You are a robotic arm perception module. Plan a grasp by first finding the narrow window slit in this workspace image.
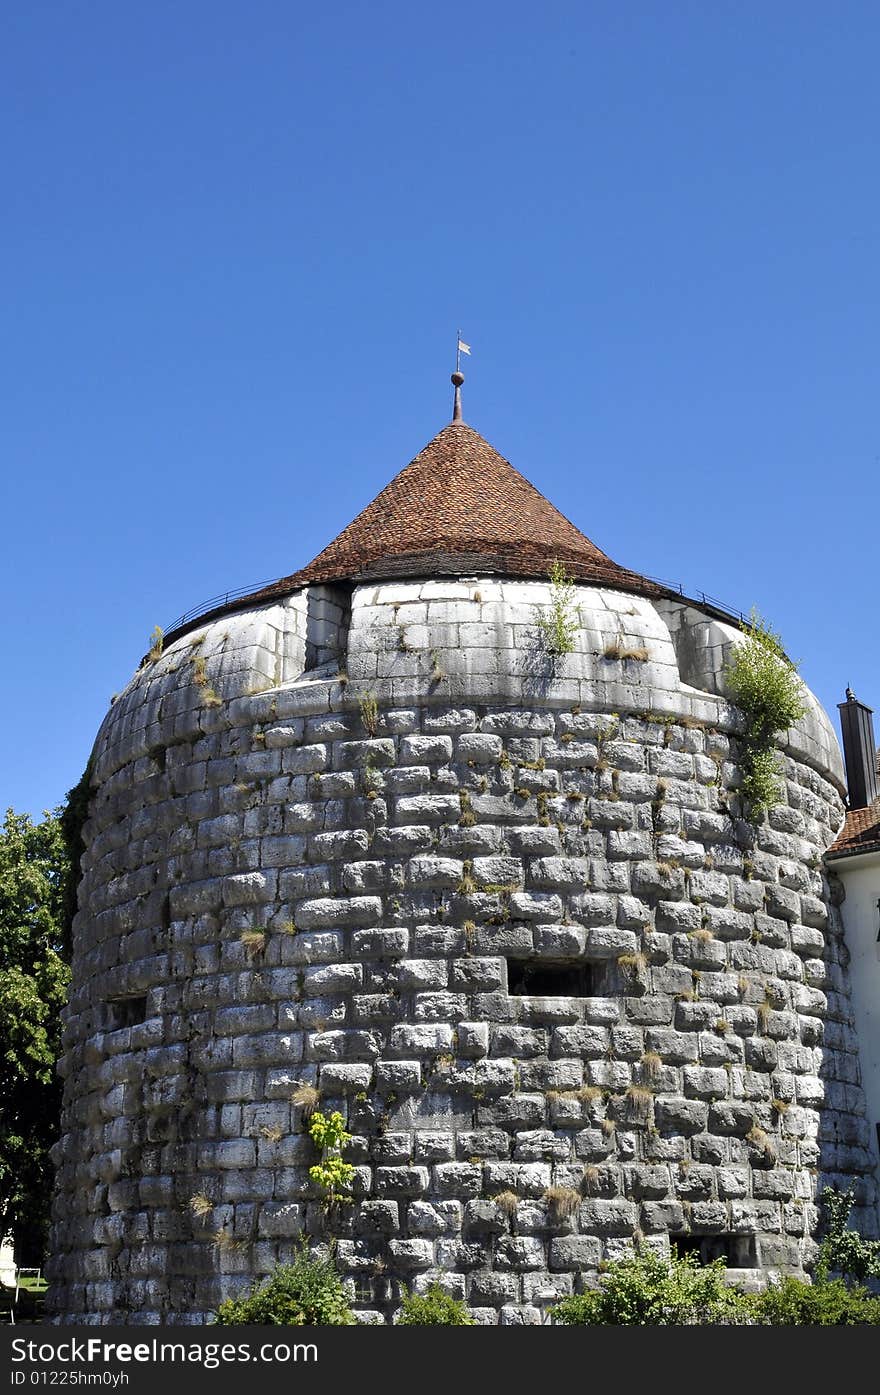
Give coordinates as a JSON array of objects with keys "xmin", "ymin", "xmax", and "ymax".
[
  {"xmin": 507, "ymin": 961, "xmax": 595, "ymax": 997},
  {"xmin": 673, "ymin": 1235, "xmax": 757, "ymax": 1267},
  {"xmin": 108, "ymin": 995, "xmax": 148, "ymax": 1029}
]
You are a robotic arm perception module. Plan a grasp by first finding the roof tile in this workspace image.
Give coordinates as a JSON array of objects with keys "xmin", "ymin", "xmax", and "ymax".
[
  {"xmin": 241, "ymin": 421, "xmax": 661, "ymax": 604},
  {"xmin": 827, "ymin": 798, "xmax": 880, "ymax": 857}
]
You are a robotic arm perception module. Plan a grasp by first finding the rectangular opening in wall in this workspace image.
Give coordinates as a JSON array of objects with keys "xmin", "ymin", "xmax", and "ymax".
[
  {"xmin": 673, "ymin": 1235, "xmax": 757, "ymax": 1268},
  {"xmin": 353, "ymin": 1277, "xmax": 374, "ymax": 1303},
  {"xmin": 305, "ymin": 583, "xmax": 353, "ymax": 673},
  {"xmin": 108, "ymin": 995, "xmax": 148, "ymax": 1030},
  {"xmin": 507, "ymin": 961, "xmax": 594, "ymax": 996}
]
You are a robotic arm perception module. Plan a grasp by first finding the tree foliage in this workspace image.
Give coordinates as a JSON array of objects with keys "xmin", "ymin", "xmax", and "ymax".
[{"xmin": 0, "ymin": 807, "xmax": 71, "ymax": 1260}]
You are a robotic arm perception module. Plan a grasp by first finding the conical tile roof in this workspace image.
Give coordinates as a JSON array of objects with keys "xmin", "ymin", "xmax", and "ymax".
[
  {"xmin": 165, "ymin": 418, "xmax": 666, "ymax": 641},
  {"xmin": 241, "ymin": 421, "xmax": 661, "ymax": 602}
]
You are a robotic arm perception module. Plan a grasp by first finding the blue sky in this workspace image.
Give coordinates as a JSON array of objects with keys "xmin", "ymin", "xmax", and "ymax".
[{"xmin": 2, "ymin": 1, "xmax": 878, "ymax": 820}]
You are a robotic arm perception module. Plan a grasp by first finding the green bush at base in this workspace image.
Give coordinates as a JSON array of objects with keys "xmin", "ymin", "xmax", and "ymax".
[
  {"xmin": 551, "ymin": 1250, "xmax": 751, "ymax": 1326},
  {"xmin": 752, "ymin": 1276, "xmax": 880, "ymax": 1326},
  {"xmin": 551, "ymin": 1250, "xmax": 880, "ymax": 1326},
  {"xmin": 213, "ymin": 1248, "xmax": 355, "ymax": 1325},
  {"xmin": 397, "ymin": 1284, "xmax": 474, "ymax": 1325}
]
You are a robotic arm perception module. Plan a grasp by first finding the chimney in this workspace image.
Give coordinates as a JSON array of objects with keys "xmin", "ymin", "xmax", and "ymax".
[{"xmin": 838, "ymin": 688, "xmax": 879, "ymax": 810}]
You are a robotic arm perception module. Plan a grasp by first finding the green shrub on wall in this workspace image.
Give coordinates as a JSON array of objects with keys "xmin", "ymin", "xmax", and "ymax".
[
  {"xmin": 396, "ymin": 1284, "xmax": 474, "ymax": 1325},
  {"xmin": 551, "ymin": 1249, "xmax": 752, "ymax": 1326},
  {"xmin": 815, "ymin": 1187, "xmax": 880, "ymax": 1286},
  {"xmin": 213, "ymin": 1248, "xmax": 355, "ymax": 1325},
  {"xmin": 722, "ymin": 610, "xmax": 808, "ymax": 817},
  {"xmin": 753, "ymin": 1276, "xmax": 880, "ymax": 1326}
]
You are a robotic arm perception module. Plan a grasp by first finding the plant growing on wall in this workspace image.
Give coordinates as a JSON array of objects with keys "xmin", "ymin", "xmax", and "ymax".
[
  {"xmin": 308, "ymin": 1110, "xmax": 355, "ymax": 1205},
  {"xmin": 551, "ymin": 1247, "xmax": 751, "ymax": 1325},
  {"xmin": 358, "ymin": 692, "xmax": 379, "ymax": 736},
  {"xmin": 148, "ymin": 625, "xmax": 164, "ymax": 660},
  {"xmin": 722, "ymin": 610, "xmax": 808, "ymax": 817},
  {"xmin": 536, "ymin": 560, "xmax": 578, "ymax": 658},
  {"xmin": 396, "ymin": 1283, "xmax": 474, "ymax": 1325},
  {"xmin": 815, "ymin": 1187, "xmax": 880, "ymax": 1285},
  {"xmin": 213, "ymin": 1246, "xmax": 354, "ymax": 1325}
]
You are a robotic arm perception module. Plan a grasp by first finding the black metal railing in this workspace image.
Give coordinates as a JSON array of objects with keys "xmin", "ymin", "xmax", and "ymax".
[
  {"xmin": 164, "ymin": 571, "xmax": 751, "ymax": 638},
  {"xmin": 164, "ymin": 581, "xmax": 279, "ymax": 633}
]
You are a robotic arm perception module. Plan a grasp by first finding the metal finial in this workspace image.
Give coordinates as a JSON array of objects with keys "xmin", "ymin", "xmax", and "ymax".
[
  {"xmin": 846, "ymin": 685, "xmax": 855, "ymax": 701},
  {"xmin": 451, "ymin": 370, "xmax": 464, "ymax": 422}
]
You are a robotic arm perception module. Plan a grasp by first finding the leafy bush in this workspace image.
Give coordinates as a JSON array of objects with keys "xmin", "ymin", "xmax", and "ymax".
[
  {"xmin": 754, "ymin": 1276, "xmax": 880, "ymax": 1326},
  {"xmin": 213, "ymin": 1249, "xmax": 355, "ymax": 1325},
  {"xmin": 549, "ymin": 1213, "xmax": 880, "ymax": 1326},
  {"xmin": 722, "ymin": 610, "xmax": 808, "ymax": 816},
  {"xmin": 816, "ymin": 1186, "xmax": 880, "ymax": 1285},
  {"xmin": 396, "ymin": 1283, "xmax": 474, "ymax": 1325},
  {"xmin": 550, "ymin": 1249, "xmax": 750, "ymax": 1326}
]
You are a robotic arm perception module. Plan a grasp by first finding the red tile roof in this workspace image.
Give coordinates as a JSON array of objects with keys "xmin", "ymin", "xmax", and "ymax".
[
  {"xmin": 193, "ymin": 423, "xmax": 663, "ymax": 624},
  {"xmin": 162, "ymin": 418, "xmax": 743, "ymax": 644},
  {"xmin": 827, "ymin": 798, "xmax": 880, "ymax": 858}
]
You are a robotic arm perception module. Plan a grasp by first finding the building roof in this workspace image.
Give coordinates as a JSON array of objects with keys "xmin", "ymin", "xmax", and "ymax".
[
  {"xmin": 163, "ymin": 411, "xmax": 745, "ymax": 645},
  {"xmin": 241, "ymin": 422, "xmax": 663, "ymax": 602},
  {"xmin": 827, "ymin": 800, "xmax": 880, "ymax": 858}
]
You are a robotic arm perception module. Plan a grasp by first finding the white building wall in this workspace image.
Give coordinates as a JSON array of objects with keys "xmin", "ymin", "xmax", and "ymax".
[{"xmin": 836, "ymin": 849, "xmax": 880, "ymax": 1211}]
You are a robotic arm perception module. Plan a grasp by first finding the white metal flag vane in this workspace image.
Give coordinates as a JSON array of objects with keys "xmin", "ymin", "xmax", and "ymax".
[{"xmin": 456, "ymin": 332, "xmax": 471, "ymax": 373}]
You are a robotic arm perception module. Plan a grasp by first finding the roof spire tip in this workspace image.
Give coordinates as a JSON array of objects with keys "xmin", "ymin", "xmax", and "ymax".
[{"xmin": 451, "ymin": 370, "xmax": 464, "ymax": 422}]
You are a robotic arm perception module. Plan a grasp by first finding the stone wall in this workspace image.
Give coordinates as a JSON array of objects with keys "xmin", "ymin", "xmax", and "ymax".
[{"xmin": 47, "ymin": 579, "xmax": 875, "ymax": 1324}]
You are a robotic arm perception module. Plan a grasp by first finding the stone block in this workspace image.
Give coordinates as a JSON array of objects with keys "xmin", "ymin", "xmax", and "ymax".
[
  {"xmin": 509, "ymin": 891, "xmax": 563, "ymax": 921},
  {"xmin": 456, "ymin": 733, "xmax": 504, "ymax": 764},
  {"xmin": 432, "ymin": 1163, "xmax": 482, "ymax": 1197},
  {"xmin": 457, "ymin": 1022, "xmax": 489, "ymax": 1058},
  {"xmin": 548, "ymin": 1235, "xmax": 602, "ymax": 1270},
  {"xmin": 351, "ymin": 929, "xmax": 410, "ymax": 957},
  {"xmin": 395, "ymin": 794, "xmax": 461, "ymax": 823},
  {"xmin": 471, "ymin": 855, "xmax": 524, "ymax": 886},
  {"xmin": 401, "ymin": 736, "xmax": 454, "ymax": 770},
  {"xmin": 295, "ymin": 896, "xmax": 382, "ymax": 929},
  {"xmin": 389, "ymin": 1024, "xmax": 455, "ymax": 1056},
  {"xmin": 302, "ymin": 963, "xmax": 363, "ymax": 995},
  {"xmin": 375, "ymin": 1167, "xmax": 430, "ymax": 1197},
  {"xmin": 405, "ymin": 856, "xmax": 463, "ymax": 888},
  {"xmin": 654, "ymin": 1098, "xmax": 708, "ymax": 1134}
]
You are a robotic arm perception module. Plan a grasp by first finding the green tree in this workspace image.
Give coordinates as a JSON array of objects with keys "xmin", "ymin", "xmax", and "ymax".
[{"xmin": 0, "ymin": 807, "xmax": 71, "ymax": 1262}]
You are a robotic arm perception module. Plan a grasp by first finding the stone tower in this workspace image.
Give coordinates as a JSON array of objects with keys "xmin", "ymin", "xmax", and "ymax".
[{"xmin": 47, "ymin": 388, "xmax": 876, "ymax": 1324}]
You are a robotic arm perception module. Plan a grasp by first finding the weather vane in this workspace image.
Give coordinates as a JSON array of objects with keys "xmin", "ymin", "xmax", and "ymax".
[
  {"xmin": 452, "ymin": 331, "xmax": 471, "ymax": 421},
  {"xmin": 456, "ymin": 330, "xmax": 471, "ymax": 374}
]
